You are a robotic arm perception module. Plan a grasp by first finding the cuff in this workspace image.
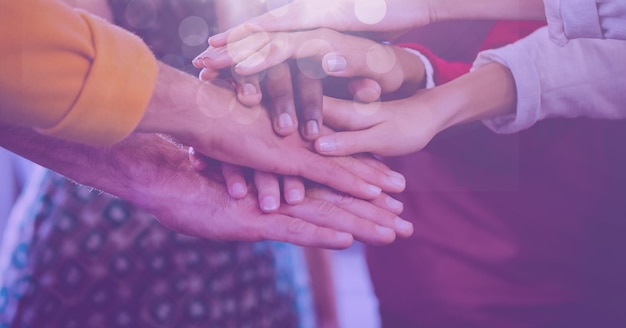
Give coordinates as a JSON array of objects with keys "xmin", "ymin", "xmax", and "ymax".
[
  {"xmin": 402, "ymin": 48, "xmax": 436, "ymax": 89},
  {"xmin": 38, "ymin": 11, "xmax": 158, "ymax": 147}
]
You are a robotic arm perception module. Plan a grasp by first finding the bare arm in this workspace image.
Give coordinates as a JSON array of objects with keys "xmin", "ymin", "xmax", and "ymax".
[
  {"xmin": 208, "ymin": 0, "xmax": 546, "ymax": 47},
  {"xmin": 0, "ymin": 123, "xmax": 413, "ymax": 247}
]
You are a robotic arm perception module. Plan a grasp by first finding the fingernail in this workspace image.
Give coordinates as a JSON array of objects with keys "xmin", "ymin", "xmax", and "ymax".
[
  {"xmin": 394, "ymin": 217, "xmax": 413, "ymax": 235},
  {"xmin": 278, "ymin": 113, "xmax": 294, "ymax": 130},
  {"xmin": 243, "ymin": 83, "xmax": 257, "ymax": 95},
  {"xmin": 261, "ymin": 196, "xmax": 279, "ymax": 211},
  {"xmin": 317, "ymin": 137, "xmax": 337, "ymax": 152},
  {"xmin": 375, "ymin": 225, "xmax": 395, "ymax": 237},
  {"xmin": 388, "ymin": 171, "xmax": 406, "ymax": 189},
  {"xmin": 336, "ymin": 231, "xmax": 352, "ymax": 241},
  {"xmin": 367, "ymin": 184, "xmax": 382, "ymax": 197},
  {"xmin": 325, "ymin": 54, "xmax": 347, "ymax": 72},
  {"xmin": 305, "ymin": 120, "xmax": 319, "ymax": 137},
  {"xmin": 385, "ymin": 196, "xmax": 403, "ymax": 211},
  {"xmin": 236, "ymin": 53, "xmax": 264, "ymax": 69},
  {"xmin": 230, "ymin": 182, "xmax": 247, "ymax": 198},
  {"xmin": 286, "ymin": 189, "xmax": 304, "ymax": 203}
]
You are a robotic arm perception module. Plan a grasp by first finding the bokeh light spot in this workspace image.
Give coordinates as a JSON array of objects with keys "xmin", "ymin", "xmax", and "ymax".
[
  {"xmin": 354, "ymin": 0, "xmax": 387, "ymax": 25},
  {"xmin": 179, "ymin": 16, "xmax": 209, "ymax": 47},
  {"xmin": 366, "ymin": 44, "xmax": 396, "ymax": 75}
]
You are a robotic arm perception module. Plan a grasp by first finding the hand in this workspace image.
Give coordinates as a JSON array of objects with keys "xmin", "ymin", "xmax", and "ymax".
[
  {"xmin": 149, "ymin": 144, "xmax": 413, "ymax": 246},
  {"xmin": 207, "ymin": 0, "xmax": 546, "ymax": 48},
  {"xmin": 189, "ymin": 148, "xmax": 413, "ymax": 242},
  {"xmin": 208, "ymin": 0, "xmax": 435, "ymax": 47},
  {"xmin": 315, "ymin": 92, "xmax": 441, "ymax": 157},
  {"xmin": 315, "ymin": 63, "xmax": 519, "ymax": 157},
  {"xmin": 196, "ymin": 59, "xmax": 324, "ymax": 140},
  {"xmin": 139, "ymin": 63, "xmax": 406, "ymax": 200},
  {"xmin": 0, "ymin": 124, "xmax": 412, "ymax": 248},
  {"xmin": 195, "ymin": 28, "xmax": 426, "ymax": 102}
]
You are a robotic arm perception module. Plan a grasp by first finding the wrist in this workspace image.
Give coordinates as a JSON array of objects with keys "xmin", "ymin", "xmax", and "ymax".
[
  {"xmin": 428, "ymin": 63, "xmax": 517, "ymax": 132},
  {"xmin": 136, "ymin": 62, "xmax": 219, "ymax": 147}
]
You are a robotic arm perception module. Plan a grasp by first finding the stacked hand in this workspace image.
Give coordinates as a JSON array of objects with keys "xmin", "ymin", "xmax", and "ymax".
[{"xmin": 193, "ymin": 27, "xmax": 442, "ymax": 158}]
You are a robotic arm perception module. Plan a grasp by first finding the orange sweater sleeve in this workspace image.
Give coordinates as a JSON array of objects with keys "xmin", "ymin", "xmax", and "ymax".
[{"xmin": 0, "ymin": 0, "xmax": 158, "ymax": 146}]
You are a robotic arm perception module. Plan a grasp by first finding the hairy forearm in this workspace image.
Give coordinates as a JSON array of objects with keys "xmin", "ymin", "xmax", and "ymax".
[
  {"xmin": 430, "ymin": 63, "xmax": 517, "ymax": 132},
  {"xmin": 0, "ymin": 124, "xmax": 189, "ymax": 211},
  {"xmin": 433, "ymin": 0, "xmax": 546, "ymax": 22}
]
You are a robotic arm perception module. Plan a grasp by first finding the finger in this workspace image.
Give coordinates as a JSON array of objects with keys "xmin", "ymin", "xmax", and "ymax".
[
  {"xmin": 316, "ymin": 127, "xmax": 395, "ymax": 157},
  {"xmin": 279, "ymin": 193, "xmax": 396, "ymax": 246},
  {"xmin": 330, "ymin": 155, "xmax": 406, "ymax": 194},
  {"xmin": 351, "ymin": 154, "xmax": 407, "ymax": 194},
  {"xmin": 256, "ymin": 215, "xmax": 354, "ymax": 249},
  {"xmin": 372, "ymin": 193, "xmax": 405, "ymax": 216},
  {"xmin": 227, "ymin": 28, "xmax": 403, "ymax": 93},
  {"xmin": 233, "ymin": 73, "xmax": 263, "ymax": 107},
  {"xmin": 321, "ymin": 96, "xmax": 384, "ymax": 132},
  {"xmin": 188, "ymin": 147, "xmax": 208, "ymax": 171},
  {"xmin": 295, "ymin": 62, "xmax": 324, "ymax": 140},
  {"xmin": 253, "ymin": 170, "xmax": 281, "ymax": 212},
  {"xmin": 199, "ymin": 68, "xmax": 220, "ymax": 82},
  {"xmin": 347, "ymin": 78, "xmax": 382, "ymax": 103},
  {"xmin": 265, "ymin": 63, "xmax": 298, "ymax": 136},
  {"xmin": 296, "ymin": 153, "xmax": 384, "ymax": 200},
  {"xmin": 322, "ymin": 46, "xmax": 404, "ymax": 93},
  {"xmin": 196, "ymin": 46, "xmax": 233, "ymax": 70},
  {"xmin": 221, "ymin": 163, "xmax": 249, "ymax": 199},
  {"xmin": 233, "ymin": 29, "xmax": 338, "ymax": 76},
  {"xmin": 192, "ymin": 48, "xmax": 211, "ymax": 68},
  {"xmin": 309, "ymin": 187, "xmax": 413, "ymax": 238},
  {"xmin": 204, "ymin": 32, "xmax": 272, "ymax": 71},
  {"xmin": 282, "ymin": 175, "xmax": 305, "ymax": 205}
]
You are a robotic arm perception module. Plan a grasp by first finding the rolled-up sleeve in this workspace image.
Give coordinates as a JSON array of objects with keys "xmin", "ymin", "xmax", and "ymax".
[
  {"xmin": 0, "ymin": 0, "xmax": 158, "ymax": 146},
  {"xmin": 474, "ymin": 27, "xmax": 626, "ymax": 134},
  {"xmin": 544, "ymin": 0, "xmax": 626, "ymax": 45}
]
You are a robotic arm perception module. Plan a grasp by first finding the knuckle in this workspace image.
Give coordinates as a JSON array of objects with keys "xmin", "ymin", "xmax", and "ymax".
[{"xmin": 286, "ymin": 218, "xmax": 312, "ymax": 235}]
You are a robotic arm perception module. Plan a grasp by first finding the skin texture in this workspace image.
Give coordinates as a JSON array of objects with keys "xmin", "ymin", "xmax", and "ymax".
[
  {"xmin": 0, "ymin": 123, "xmax": 414, "ymax": 248},
  {"xmin": 315, "ymin": 63, "xmax": 517, "ymax": 157},
  {"xmin": 194, "ymin": 28, "xmax": 426, "ymax": 100},
  {"xmin": 197, "ymin": 27, "xmax": 516, "ymax": 158},
  {"xmin": 136, "ymin": 62, "xmax": 406, "ymax": 201}
]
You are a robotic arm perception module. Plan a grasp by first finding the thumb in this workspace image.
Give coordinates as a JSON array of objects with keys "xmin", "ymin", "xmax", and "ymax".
[{"xmin": 315, "ymin": 129, "xmax": 386, "ymax": 157}]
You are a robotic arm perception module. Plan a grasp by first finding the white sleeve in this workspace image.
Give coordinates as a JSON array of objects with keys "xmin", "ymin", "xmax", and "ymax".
[
  {"xmin": 544, "ymin": 0, "xmax": 626, "ymax": 45},
  {"xmin": 473, "ymin": 27, "xmax": 626, "ymax": 134},
  {"xmin": 402, "ymin": 48, "xmax": 436, "ymax": 89}
]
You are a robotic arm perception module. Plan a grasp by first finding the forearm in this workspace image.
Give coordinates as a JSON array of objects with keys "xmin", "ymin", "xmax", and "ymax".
[
  {"xmin": 429, "ymin": 63, "xmax": 517, "ymax": 133},
  {"xmin": 432, "ymin": 0, "xmax": 546, "ymax": 22},
  {"xmin": 0, "ymin": 123, "xmax": 187, "ymax": 212}
]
